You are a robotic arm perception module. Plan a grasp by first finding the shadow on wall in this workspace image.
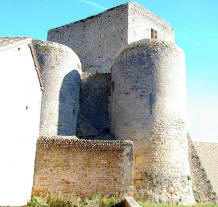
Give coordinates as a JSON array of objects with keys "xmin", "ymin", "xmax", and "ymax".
[
  {"xmin": 58, "ymin": 70, "xmax": 80, "ymax": 136},
  {"xmin": 76, "ymin": 73, "xmax": 111, "ymax": 138}
]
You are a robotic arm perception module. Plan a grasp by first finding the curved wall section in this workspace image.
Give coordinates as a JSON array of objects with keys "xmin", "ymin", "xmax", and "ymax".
[
  {"xmin": 34, "ymin": 40, "xmax": 81, "ymax": 136},
  {"xmin": 111, "ymin": 39, "xmax": 195, "ymax": 204}
]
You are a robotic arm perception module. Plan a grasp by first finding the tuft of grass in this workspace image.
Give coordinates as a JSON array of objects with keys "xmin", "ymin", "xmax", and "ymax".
[
  {"xmin": 98, "ymin": 196, "xmax": 119, "ymax": 207},
  {"xmin": 27, "ymin": 193, "xmax": 119, "ymax": 207},
  {"xmin": 27, "ymin": 196, "xmax": 48, "ymax": 207},
  {"xmin": 192, "ymin": 203, "xmax": 218, "ymax": 207}
]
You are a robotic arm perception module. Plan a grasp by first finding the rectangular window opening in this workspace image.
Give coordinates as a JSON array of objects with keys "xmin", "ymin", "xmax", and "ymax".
[
  {"xmin": 151, "ymin": 28, "xmax": 158, "ymax": 40},
  {"xmin": 112, "ymin": 81, "xmax": 114, "ymax": 91},
  {"xmin": 155, "ymin": 30, "xmax": 158, "ymax": 39},
  {"xmin": 151, "ymin": 28, "xmax": 154, "ymax": 39}
]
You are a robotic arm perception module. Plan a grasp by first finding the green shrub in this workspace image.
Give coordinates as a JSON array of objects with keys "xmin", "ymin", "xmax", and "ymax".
[
  {"xmin": 98, "ymin": 196, "xmax": 119, "ymax": 207},
  {"xmin": 27, "ymin": 196, "xmax": 48, "ymax": 207}
]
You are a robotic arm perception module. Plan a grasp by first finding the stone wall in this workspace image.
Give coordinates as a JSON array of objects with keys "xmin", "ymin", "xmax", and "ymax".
[
  {"xmin": 128, "ymin": 2, "xmax": 174, "ymax": 44},
  {"xmin": 111, "ymin": 39, "xmax": 194, "ymax": 204},
  {"xmin": 47, "ymin": 2, "xmax": 174, "ymax": 73},
  {"xmin": 48, "ymin": 4, "xmax": 128, "ymax": 73},
  {"xmin": 188, "ymin": 135, "xmax": 218, "ymax": 203},
  {"xmin": 193, "ymin": 142, "xmax": 218, "ymax": 198},
  {"xmin": 0, "ymin": 38, "xmax": 42, "ymax": 206},
  {"xmin": 77, "ymin": 72, "xmax": 111, "ymax": 138},
  {"xmin": 34, "ymin": 40, "xmax": 81, "ymax": 136},
  {"xmin": 32, "ymin": 136, "xmax": 133, "ymax": 198}
]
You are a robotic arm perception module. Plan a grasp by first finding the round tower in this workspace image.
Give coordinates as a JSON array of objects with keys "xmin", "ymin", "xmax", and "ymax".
[
  {"xmin": 111, "ymin": 39, "xmax": 195, "ymax": 204},
  {"xmin": 34, "ymin": 40, "xmax": 82, "ymax": 136}
]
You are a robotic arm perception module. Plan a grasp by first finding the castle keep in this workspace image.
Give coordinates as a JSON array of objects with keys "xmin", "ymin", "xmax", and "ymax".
[{"xmin": 0, "ymin": 2, "xmax": 217, "ymax": 206}]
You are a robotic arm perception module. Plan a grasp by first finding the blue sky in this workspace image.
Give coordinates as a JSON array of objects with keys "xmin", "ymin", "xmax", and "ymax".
[{"xmin": 1, "ymin": 0, "xmax": 217, "ymax": 142}]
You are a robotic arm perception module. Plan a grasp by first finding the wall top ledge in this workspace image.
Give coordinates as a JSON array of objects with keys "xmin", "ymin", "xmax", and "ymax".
[{"xmin": 37, "ymin": 136, "xmax": 133, "ymax": 151}]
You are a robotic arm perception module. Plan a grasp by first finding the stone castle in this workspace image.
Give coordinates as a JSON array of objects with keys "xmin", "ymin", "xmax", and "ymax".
[{"xmin": 0, "ymin": 2, "xmax": 217, "ymax": 206}]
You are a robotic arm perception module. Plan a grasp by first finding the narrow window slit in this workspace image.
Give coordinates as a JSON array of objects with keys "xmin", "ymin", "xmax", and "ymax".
[{"xmin": 149, "ymin": 93, "xmax": 153, "ymax": 114}]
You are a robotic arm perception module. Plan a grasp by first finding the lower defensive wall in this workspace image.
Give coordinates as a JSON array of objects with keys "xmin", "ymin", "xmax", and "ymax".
[{"xmin": 32, "ymin": 136, "xmax": 134, "ymax": 198}]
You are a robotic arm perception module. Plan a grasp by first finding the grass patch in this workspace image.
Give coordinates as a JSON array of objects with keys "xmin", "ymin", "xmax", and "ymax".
[
  {"xmin": 27, "ymin": 194, "xmax": 218, "ymax": 207},
  {"xmin": 27, "ymin": 193, "xmax": 120, "ymax": 207},
  {"xmin": 137, "ymin": 200, "xmax": 218, "ymax": 207}
]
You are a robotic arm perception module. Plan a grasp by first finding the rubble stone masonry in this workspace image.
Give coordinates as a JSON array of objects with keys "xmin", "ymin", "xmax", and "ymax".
[
  {"xmin": 48, "ymin": 2, "xmax": 174, "ymax": 73},
  {"xmin": 32, "ymin": 136, "xmax": 134, "ymax": 198},
  {"xmin": 111, "ymin": 39, "xmax": 195, "ymax": 204},
  {"xmin": 188, "ymin": 135, "xmax": 218, "ymax": 203},
  {"xmin": 34, "ymin": 40, "xmax": 81, "ymax": 136}
]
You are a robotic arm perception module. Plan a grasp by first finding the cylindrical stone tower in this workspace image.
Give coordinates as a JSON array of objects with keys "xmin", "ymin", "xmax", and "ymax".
[
  {"xmin": 34, "ymin": 40, "xmax": 82, "ymax": 136},
  {"xmin": 111, "ymin": 40, "xmax": 195, "ymax": 204}
]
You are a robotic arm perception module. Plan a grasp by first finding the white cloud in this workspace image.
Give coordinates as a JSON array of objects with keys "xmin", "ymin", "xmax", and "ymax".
[{"xmin": 76, "ymin": 0, "xmax": 106, "ymax": 10}]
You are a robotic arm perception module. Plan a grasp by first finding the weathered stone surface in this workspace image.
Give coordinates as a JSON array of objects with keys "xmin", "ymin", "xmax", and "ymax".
[
  {"xmin": 77, "ymin": 72, "xmax": 111, "ymax": 138},
  {"xmin": 34, "ymin": 40, "xmax": 82, "ymax": 136},
  {"xmin": 111, "ymin": 39, "xmax": 194, "ymax": 204},
  {"xmin": 32, "ymin": 136, "xmax": 134, "ymax": 198},
  {"xmin": 188, "ymin": 134, "xmax": 218, "ymax": 203},
  {"xmin": 193, "ymin": 142, "xmax": 218, "ymax": 198},
  {"xmin": 128, "ymin": 2, "xmax": 174, "ymax": 44},
  {"xmin": 1, "ymin": 2, "xmax": 218, "ymax": 206},
  {"xmin": 123, "ymin": 197, "xmax": 141, "ymax": 207},
  {"xmin": 47, "ymin": 2, "xmax": 174, "ymax": 73}
]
